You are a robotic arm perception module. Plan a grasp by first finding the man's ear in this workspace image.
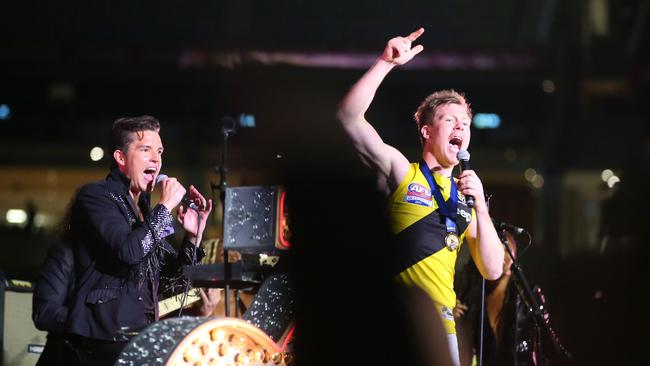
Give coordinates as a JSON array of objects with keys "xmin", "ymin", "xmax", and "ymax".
[
  {"xmin": 420, "ymin": 124, "xmax": 430, "ymax": 140},
  {"xmin": 113, "ymin": 150, "xmax": 126, "ymax": 167}
]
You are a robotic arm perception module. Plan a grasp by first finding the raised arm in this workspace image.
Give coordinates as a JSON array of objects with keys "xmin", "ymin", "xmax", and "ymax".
[{"xmin": 336, "ymin": 28, "xmax": 425, "ymax": 189}]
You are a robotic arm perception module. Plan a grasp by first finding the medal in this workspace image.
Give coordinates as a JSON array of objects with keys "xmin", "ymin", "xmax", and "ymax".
[
  {"xmin": 445, "ymin": 232, "xmax": 460, "ymax": 251},
  {"xmin": 419, "ymin": 160, "xmax": 462, "ymax": 253}
]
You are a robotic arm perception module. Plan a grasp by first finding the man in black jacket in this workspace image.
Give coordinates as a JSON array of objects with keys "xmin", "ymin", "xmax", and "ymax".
[
  {"xmin": 63, "ymin": 116, "xmax": 212, "ymax": 365},
  {"xmin": 32, "ymin": 241, "xmax": 79, "ymax": 365}
]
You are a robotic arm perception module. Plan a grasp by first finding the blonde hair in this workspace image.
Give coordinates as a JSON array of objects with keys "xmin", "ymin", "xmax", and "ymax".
[{"xmin": 413, "ymin": 90, "xmax": 472, "ymax": 144}]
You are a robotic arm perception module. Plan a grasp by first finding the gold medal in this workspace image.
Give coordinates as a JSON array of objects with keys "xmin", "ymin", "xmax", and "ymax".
[{"xmin": 445, "ymin": 232, "xmax": 460, "ymax": 251}]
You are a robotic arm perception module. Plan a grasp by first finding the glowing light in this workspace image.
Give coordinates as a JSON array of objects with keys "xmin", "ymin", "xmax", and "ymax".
[
  {"xmin": 531, "ymin": 175, "xmax": 545, "ymax": 188},
  {"xmin": 238, "ymin": 114, "xmax": 256, "ymax": 128},
  {"xmin": 524, "ymin": 168, "xmax": 537, "ymax": 181},
  {"xmin": 34, "ymin": 213, "xmax": 51, "ymax": 228},
  {"xmin": 90, "ymin": 147, "xmax": 104, "ymax": 161},
  {"xmin": 473, "ymin": 113, "xmax": 501, "ymax": 129},
  {"xmin": 542, "ymin": 79, "xmax": 556, "ymax": 94},
  {"xmin": 6, "ymin": 209, "xmax": 27, "ymax": 224},
  {"xmin": 0, "ymin": 104, "xmax": 10, "ymax": 120},
  {"xmin": 600, "ymin": 169, "xmax": 614, "ymax": 182},
  {"xmin": 606, "ymin": 175, "xmax": 620, "ymax": 188}
]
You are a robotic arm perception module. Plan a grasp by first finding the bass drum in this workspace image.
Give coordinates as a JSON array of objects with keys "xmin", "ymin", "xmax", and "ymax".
[{"xmin": 116, "ymin": 316, "xmax": 291, "ymax": 365}]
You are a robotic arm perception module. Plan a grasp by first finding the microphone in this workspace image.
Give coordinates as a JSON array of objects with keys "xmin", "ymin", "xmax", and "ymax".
[
  {"xmin": 456, "ymin": 150, "xmax": 474, "ymax": 208},
  {"xmin": 492, "ymin": 219, "xmax": 526, "ymax": 234},
  {"xmin": 221, "ymin": 116, "xmax": 237, "ymax": 135},
  {"xmin": 155, "ymin": 174, "xmax": 199, "ymax": 210}
]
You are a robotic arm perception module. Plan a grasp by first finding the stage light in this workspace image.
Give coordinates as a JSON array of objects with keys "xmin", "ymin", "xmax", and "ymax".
[
  {"xmin": 34, "ymin": 213, "xmax": 52, "ymax": 229},
  {"xmin": 473, "ymin": 113, "xmax": 501, "ymax": 129},
  {"xmin": 89, "ymin": 146, "xmax": 104, "ymax": 161},
  {"xmin": 606, "ymin": 175, "xmax": 620, "ymax": 188},
  {"xmin": 531, "ymin": 174, "xmax": 544, "ymax": 188},
  {"xmin": 0, "ymin": 104, "xmax": 11, "ymax": 120},
  {"xmin": 238, "ymin": 113, "xmax": 256, "ymax": 128},
  {"xmin": 524, "ymin": 168, "xmax": 537, "ymax": 181},
  {"xmin": 6, "ymin": 209, "xmax": 27, "ymax": 224},
  {"xmin": 600, "ymin": 169, "xmax": 613, "ymax": 182},
  {"xmin": 542, "ymin": 79, "xmax": 556, "ymax": 94}
]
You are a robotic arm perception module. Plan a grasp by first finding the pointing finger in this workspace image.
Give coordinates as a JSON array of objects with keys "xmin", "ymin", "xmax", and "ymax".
[{"xmin": 407, "ymin": 27, "xmax": 425, "ymax": 41}]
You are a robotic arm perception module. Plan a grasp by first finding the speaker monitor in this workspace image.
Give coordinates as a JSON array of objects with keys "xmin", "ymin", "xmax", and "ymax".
[
  {"xmin": 1, "ymin": 278, "xmax": 47, "ymax": 366},
  {"xmin": 223, "ymin": 186, "xmax": 290, "ymax": 253}
]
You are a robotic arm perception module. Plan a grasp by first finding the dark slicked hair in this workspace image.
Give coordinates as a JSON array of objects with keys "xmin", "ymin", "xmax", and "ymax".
[
  {"xmin": 413, "ymin": 90, "xmax": 472, "ymax": 145},
  {"xmin": 108, "ymin": 115, "xmax": 161, "ymax": 168}
]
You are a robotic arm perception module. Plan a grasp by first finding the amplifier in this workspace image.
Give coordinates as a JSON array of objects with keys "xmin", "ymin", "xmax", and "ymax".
[
  {"xmin": 1, "ymin": 277, "xmax": 47, "ymax": 366},
  {"xmin": 223, "ymin": 186, "xmax": 290, "ymax": 253}
]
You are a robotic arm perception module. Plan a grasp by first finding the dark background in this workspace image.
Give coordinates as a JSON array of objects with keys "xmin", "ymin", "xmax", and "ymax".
[{"xmin": 1, "ymin": 1, "xmax": 648, "ymax": 364}]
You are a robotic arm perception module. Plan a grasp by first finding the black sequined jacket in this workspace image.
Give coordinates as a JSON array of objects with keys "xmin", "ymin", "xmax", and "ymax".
[{"xmin": 66, "ymin": 168, "xmax": 204, "ymax": 341}]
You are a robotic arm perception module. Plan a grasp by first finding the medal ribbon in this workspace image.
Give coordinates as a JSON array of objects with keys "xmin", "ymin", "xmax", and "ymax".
[{"xmin": 419, "ymin": 160, "xmax": 459, "ymax": 235}]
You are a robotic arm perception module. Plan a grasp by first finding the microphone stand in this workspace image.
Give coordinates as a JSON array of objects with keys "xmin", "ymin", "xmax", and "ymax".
[
  {"xmin": 478, "ymin": 277, "xmax": 486, "ymax": 366},
  {"xmin": 500, "ymin": 230, "xmax": 572, "ymax": 363},
  {"xmin": 212, "ymin": 117, "xmax": 236, "ymax": 317}
]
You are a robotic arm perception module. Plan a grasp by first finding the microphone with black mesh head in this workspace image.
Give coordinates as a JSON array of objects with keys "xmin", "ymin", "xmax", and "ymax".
[
  {"xmin": 492, "ymin": 219, "xmax": 525, "ymax": 234},
  {"xmin": 456, "ymin": 150, "xmax": 474, "ymax": 208}
]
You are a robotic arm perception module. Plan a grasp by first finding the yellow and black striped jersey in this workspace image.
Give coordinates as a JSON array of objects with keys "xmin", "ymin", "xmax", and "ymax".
[{"xmin": 389, "ymin": 162, "xmax": 474, "ymax": 334}]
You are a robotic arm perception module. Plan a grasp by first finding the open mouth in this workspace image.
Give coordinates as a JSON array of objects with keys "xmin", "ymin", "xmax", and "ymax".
[
  {"xmin": 144, "ymin": 167, "xmax": 157, "ymax": 183},
  {"xmin": 449, "ymin": 137, "xmax": 463, "ymax": 151}
]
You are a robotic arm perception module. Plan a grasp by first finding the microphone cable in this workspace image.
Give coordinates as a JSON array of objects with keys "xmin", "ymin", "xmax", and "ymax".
[
  {"xmin": 177, "ymin": 204, "xmax": 202, "ymax": 317},
  {"xmin": 517, "ymin": 229, "xmax": 533, "ymax": 258}
]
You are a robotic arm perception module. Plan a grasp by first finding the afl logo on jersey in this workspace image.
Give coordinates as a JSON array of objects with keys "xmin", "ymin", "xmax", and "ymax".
[
  {"xmin": 457, "ymin": 191, "xmax": 466, "ymax": 204},
  {"xmin": 405, "ymin": 183, "xmax": 432, "ymax": 207}
]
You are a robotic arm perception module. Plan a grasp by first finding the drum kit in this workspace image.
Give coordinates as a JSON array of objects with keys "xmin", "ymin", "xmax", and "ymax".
[
  {"xmin": 117, "ymin": 317, "xmax": 292, "ymax": 366},
  {"xmin": 117, "ymin": 235, "xmax": 295, "ymax": 366}
]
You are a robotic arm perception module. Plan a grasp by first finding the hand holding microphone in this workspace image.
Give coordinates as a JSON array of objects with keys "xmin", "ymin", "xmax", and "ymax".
[
  {"xmin": 456, "ymin": 150, "xmax": 475, "ymax": 208},
  {"xmin": 156, "ymin": 174, "xmax": 212, "ymax": 245},
  {"xmin": 156, "ymin": 174, "xmax": 199, "ymax": 211}
]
